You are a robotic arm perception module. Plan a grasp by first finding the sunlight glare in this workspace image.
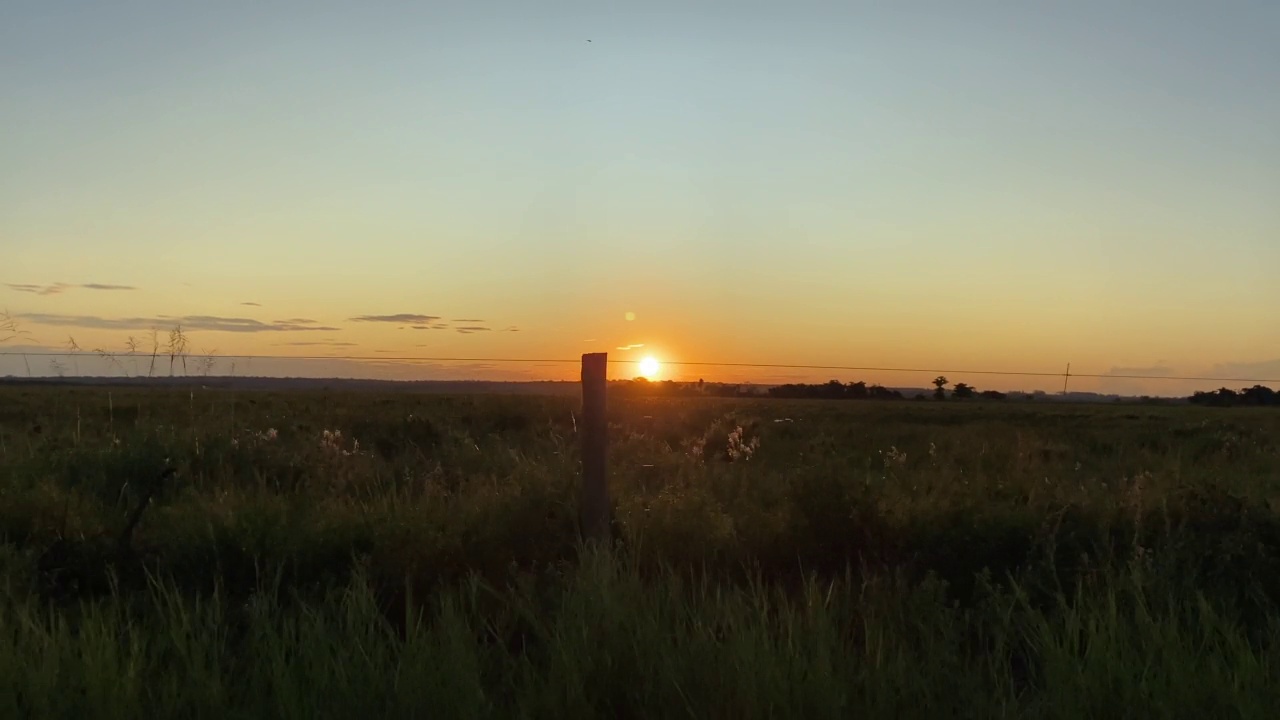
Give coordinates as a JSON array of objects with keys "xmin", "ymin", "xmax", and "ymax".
[{"xmin": 639, "ymin": 356, "xmax": 660, "ymax": 379}]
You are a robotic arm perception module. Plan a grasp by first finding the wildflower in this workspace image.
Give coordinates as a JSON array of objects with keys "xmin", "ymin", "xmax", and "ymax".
[
  {"xmin": 880, "ymin": 446, "xmax": 907, "ymax": 469},
  {"xmin": 726, "ymin": 426, "xmax": 761, "ymax": 461},
  {"xmin": 321, "ymin": 429, "xmax": 357, "ymax": 455}
]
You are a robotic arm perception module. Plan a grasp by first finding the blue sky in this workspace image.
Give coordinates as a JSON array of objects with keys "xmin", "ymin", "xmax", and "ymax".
[{"xmin": 3, "ymin": 1, "xmax": 1278, "ymax": 391}]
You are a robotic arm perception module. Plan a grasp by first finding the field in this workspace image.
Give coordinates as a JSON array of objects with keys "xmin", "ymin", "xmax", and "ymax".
[{"xmin": 2, "ymin": 384, "xmax": 1279, "ymax": 717}]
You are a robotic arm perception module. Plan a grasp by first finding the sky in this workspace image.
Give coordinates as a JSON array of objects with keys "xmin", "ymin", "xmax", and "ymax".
[{"xmin": 3, "ymin": 1, "xmax": 1278, "ymax": 393}]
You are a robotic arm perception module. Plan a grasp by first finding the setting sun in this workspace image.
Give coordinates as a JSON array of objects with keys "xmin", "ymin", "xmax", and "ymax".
[{"xmin": 639, "ymin": 356, "xmax": 661, "ymax": 380}]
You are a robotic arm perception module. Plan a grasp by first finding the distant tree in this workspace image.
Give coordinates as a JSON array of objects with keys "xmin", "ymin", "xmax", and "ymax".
[
  {"xmin": 913, "ymin": 393, "xmax": 928, "ymax": 401},
  {"xmin": 1241, "ymin": 385, "xmax": 1278, "ymax": 406},
  {"xmin": 933, "ymin": 376, "xmax": 949, "ymax": 400},
  {"xmin": 765, "ymin": 380, "xmax": 906, "ymax": 401},
  {"xmin": 979, "ymin": 389, "xmax": 1007, "ymax": 401},
  {"xmin": 952, "ymin": 382, "xmax": 975, "ymax": 399},
  {"xmin": 868, "ymin": 385, "xmax": 904, "ymax": 400},
  {"xmin": 1190, "ymin": 386, "xmax": 1277, "ymax": 408}
]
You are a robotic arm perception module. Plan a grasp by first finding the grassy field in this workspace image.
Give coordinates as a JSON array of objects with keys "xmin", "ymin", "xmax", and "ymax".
[{"xmin": 1, "ymin": 384, "xmax": 1279, "ymax": 717}]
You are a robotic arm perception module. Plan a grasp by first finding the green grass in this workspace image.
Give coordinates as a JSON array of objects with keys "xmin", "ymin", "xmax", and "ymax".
[{"xmin": 1, "ymin": 385, "xmax": 1279, "ymax": 717}]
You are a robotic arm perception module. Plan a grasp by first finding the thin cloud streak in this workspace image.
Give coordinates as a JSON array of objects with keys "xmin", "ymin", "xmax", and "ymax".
[
  {"xmin": 1106, "ymin": 365, "xmax": 1174, "ymax": 377},
  {"xmin": 349, "ymin": 314, "xmax": 440, "ymax": 324},
  {"xmin": 274, "ymin": 341, "xmax": 358, "ymax": 347},
  {"xmin": 7, "ymin": 283, "xmax": 68, "ymax": 295},
  {"xmin": 7, "ymin": 282, "xmax": 137, "ymax": 295},
  {"xmin": 18, "ymin": 313, "xmax": 339, "ymax": 333},
  {"xmin": 455, "ymin": 326, "xmax": 491, "ymax": 334}
]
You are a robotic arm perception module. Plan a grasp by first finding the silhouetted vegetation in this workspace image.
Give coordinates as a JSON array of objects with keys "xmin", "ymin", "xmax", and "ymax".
[
  {"xmin": 610, "ymin": 378, "xmax": 761, "ymax": 398},
  {"xmin": 2, "ymin": 387, "xmax": 1280, "ymax": 715},
  {"xmin": 0, "ymin": 310, "xmax": 22, "ymax": 344},
  {"xmin": 3, "ymin": 387, "xmax": 1280, "ymax": 715},
  {"xmin": 609, "ymin": 378, "xmax": 1023, "ymax": 403},
  {"xmin": 1189, "ymin": 385, "xmax": 1279, "ymax": 407},
  {"xmin": 767, "ymin": 380, "xmax": 903, "ymax": 400}
]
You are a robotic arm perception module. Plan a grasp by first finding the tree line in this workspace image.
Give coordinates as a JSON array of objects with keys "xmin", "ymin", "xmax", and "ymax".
[
  {"xmin": 768, "ymin": 376, "xmax": 1008, "ymax": 401},
  {"xmin": 613, "ymin": 376, "xmax": 1009, "ymax": 401},
  {"xmin": 1188, "ymin": 386, "xmax": 1279, "ymax": 407}
]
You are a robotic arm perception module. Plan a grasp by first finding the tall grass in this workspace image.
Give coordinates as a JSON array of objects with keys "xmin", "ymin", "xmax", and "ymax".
[
  {"xmin": 1, "ymin": 386, "xmax": 1279, "ymax": 716},
  {"xmin": 1, "ymin": 549, "xmax": 1277, "ymax": 718}
]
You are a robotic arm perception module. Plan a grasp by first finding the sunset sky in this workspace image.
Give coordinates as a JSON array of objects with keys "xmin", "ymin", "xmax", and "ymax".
[{"xmin": 3, "ymin": 2, "xmax": 1278, "ymax": 393}]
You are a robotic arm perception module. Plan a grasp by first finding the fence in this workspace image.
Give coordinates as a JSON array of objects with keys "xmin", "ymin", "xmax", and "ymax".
[
  {"xmin": 4, "ymin": 348, "xmax": 1278, "ymax": 543},
  {"xmin": 1, "ymin": 350, "xmax": 1277, "ymax": 389}
]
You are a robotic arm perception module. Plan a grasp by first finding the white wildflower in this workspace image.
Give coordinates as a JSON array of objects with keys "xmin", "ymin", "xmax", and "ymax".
[{"xmin": 880, "ymin": 446, "xmax": 907, "ymax": 469}]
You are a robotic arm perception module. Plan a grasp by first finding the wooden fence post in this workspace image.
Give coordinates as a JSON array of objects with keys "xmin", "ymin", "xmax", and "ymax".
[{"xmin": 580, "ymin": 353, "xmax": 609, "ymax": 543}]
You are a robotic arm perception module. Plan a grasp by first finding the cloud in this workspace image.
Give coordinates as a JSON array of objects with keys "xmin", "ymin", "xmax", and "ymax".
[
  {"xmin": 276, "ymin": 318, "xmax": 319, "ymax": 325},
  {"xmin": 411, "ymin": 324, "xmax": 451, "ymax": 330},
  {"xmin": 6, "ymin": 282, "xmax": 136, "ymax": 295},
  {"xmin": 7, "ymin": 283, "xmax": 69, "ymax": 295},
  {"xmin": 583, "ymin": 339, "xmax": 597, "ymax": 343},
  {"xmin": 240, "ymin": 302, "xmax": 262, "ymax": 307},
  {"xmin": 617, "ymin": 343, "xmax": 645, "ymax": 351},
  {"xmin": 349, "ymin": 314, "xmax": 440, "ymax": 324},
  {"xmin": 455, "ymin": 326, "xmax": 491, "ymax": 334},
  {"xmin": 274, "ymin": 341, "xmax": 358, "ymax": 347},
  {"xmin": 18, "ymin": 313, "xmax": 339, "ymax": 333},
  {"xmin": 182, "ymin": 316, "xmax": 339, "ymax": 332},
  {"xmin": 452, "ymin": 318, "xmax": 485, "ymax": 323},
  {"xmin": 1203, "ymin": 359, "xmax": 1280, "ymax": 381},
  {"xmin": 1105, "ymin": 365, "xmax": 1174, "ymax": 377},
  {"xmin": 502, "ymin": 326, "xmax": 520, "ymax": 332}
]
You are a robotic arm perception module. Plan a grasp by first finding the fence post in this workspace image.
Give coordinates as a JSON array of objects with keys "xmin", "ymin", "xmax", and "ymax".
[{"xmin": 580, "ymin": 352, "xmax": 609, "ymax": 543}]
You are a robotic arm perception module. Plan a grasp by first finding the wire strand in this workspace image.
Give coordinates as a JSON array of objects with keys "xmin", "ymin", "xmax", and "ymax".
[{"xmin": 1, "ymin": 351, "xmax": 1276, "ymax": 384}]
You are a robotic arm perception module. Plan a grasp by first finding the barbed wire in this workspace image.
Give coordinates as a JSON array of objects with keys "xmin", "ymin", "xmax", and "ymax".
[{"xmin": 1, "ymin": 350, "xmax": 1276, "ymax": 384}]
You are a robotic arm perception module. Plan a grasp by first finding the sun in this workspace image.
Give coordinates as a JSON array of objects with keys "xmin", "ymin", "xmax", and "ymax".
[{"xmin": 638, "ymin": 356, "xmax": 661, "ymax": 380}]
